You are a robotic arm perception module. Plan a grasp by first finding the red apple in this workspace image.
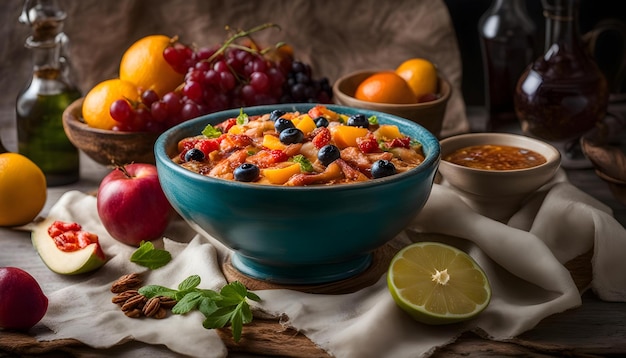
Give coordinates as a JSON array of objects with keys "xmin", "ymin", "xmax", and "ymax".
[
  {"xmin": 97, "ymin": 163, "xmax": 171, "ymax": 246},
  {"xmin": 0, "ymin": 267, "xmax": 48, "ymax": 331}
]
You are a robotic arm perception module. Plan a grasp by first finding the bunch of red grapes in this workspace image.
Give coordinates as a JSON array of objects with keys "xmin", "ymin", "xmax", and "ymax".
[{"xmin": 110, "ymin": 36, "xmax": 333, "ymax": 133}]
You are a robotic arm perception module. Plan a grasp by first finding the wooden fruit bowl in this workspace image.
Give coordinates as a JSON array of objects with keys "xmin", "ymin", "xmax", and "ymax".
[
  {"xmin": 62, "ymin": 98, "xmax": 160, "ymax": 166},
  {"xmin": 332, "ymin": 70, "xmax": 451, "ymax": 138}
]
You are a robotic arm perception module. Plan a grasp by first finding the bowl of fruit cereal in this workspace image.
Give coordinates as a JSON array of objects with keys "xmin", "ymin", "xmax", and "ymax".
[{"xmin": 155, "ymin": 103, "xmax": 440, "ymax": 284}]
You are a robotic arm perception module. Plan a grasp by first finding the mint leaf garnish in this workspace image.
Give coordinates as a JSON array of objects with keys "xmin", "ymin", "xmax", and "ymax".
[
  {"xmin": 290, "ymin": 154, "xmax": 314, "ymax": 172},
  {"xmin": 177, "ymin": 274, "xmax": 201, "ymax": 291},
  {"xmin": 138, "ymin": 285, "xmax": 177, "ymax": 298},
  {"xmin": 172, "ymin": 290, "xmax": 204, "ymax": 314},
  {"xmin": 130, "ymin": 241, "xmax": 172, "ymax": 269},
  {"xmin": 136, "ymin": 276, "xmax": 260, "ymax": 343},
  {"xmin": 202, "ymin": 124, "xmax": 222, "ymax": 138},
  {"xmin": 368, "ymin": 115, "xmax": 378, "ymax": 125},
  {"xmin": 236, "ymin": 108, "xmax": 249, "ymax": 125}
]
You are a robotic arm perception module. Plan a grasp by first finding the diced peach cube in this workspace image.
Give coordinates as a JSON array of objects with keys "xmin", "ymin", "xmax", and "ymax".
[
  {"xmin": 330, "ymin": 125, "xmax": 369, "ymax": 148},
  {"xmin": 262, "ymin": 134, "xmax": 286, "ymax": 150},
  {"xmin": 262, "ymin": 163, "xmax": 302, "ymax": 184}
]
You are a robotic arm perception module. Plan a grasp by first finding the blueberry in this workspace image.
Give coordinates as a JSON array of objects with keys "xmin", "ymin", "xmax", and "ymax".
[
  {"xmin": 317, "ymin": 144, "xmax": 341, "ymax": 166},
  {"xmin": 184, "ymin": 148, "xmax": 205, "ymax": 162},
  {"xmin": 233, "ymin": 163, "xmax": 260, "ymax": 182},
  {"xmin": 371, "ymin": 160, "xmax": 397, "ymax": 179},
  {"xmin": 279, "ymin": 127, "xmax": 304, "ymax": 144},
  {"xmin": 270, "ymin": 109, "xmax": 286, "ymax": 121},
  {"xmin": 274, "ymin": 118, "xmax": 295, "ymax": 133},
  {"xmin": 314, "ymin": 117, "xmax": 329, "ymax": 128},
  {"xmin": 347, "ymin": 114, "xmax": 369, "ymax": 128}
]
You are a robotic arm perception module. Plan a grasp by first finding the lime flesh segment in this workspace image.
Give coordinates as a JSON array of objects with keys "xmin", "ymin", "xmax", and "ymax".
[{"xmin": 387, "ymin": 242, "xmax": 491, "ymax": 325}]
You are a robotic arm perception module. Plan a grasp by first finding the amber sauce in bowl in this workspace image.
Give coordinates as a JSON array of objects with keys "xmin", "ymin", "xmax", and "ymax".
[
  {"xmin": 438, "ymin": 133, "xmax": 561, "ymax": 222},
  {"xmin": 444, "ymin": 144, "xmax": 547, "ymax": 171}
]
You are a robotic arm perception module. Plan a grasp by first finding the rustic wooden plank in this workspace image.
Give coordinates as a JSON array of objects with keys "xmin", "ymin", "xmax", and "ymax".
[{"xmin": 218, "ymin": 319, "xmax": 328, "ymax": 358}]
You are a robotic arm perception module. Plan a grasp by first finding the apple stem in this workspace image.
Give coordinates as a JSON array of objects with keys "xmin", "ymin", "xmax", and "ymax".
[{"xmin": 115, "ymin": 164, "xmax": 133, "ymax": 179}]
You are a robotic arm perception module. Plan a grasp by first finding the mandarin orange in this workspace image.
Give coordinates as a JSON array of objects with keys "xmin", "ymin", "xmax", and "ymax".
[
  {"xmin": 354, "ymin": 72, "xmax": 417, "ymax": 104},
  {"xmin": 82, "ymin": 78, "xmax": 139, "ymax": 130},
  {"xmin": 119, "ymin": 35, "xmax": 184, "ymax": 97},
  {"xmin": 395, "ymin": 58, "xmax": 438, "ymax": 99}
]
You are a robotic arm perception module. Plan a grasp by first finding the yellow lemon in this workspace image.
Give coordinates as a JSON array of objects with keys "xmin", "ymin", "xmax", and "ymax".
[
  {"xmin": 119, "ymin": 34, "xmax": 184, "ymax": 97},
  {"xmin": 387, "ymin": 242, "xmax": 491, "ymax": 325},
  {"xmin": 395, "ymin": 58, "xmax": 438, "ymax": 99},
  {"xmin": 82, "ymin": 78, "xmax": 139, "ymax": 130},
  {"xmin": 0, "ymin": 153, "xmax": 47, "ymax": 227}
]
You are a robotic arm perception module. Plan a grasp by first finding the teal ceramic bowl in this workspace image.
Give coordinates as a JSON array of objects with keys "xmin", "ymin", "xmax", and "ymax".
[{"xmin": 155, "ymin": 103, "xmax": 440, "ymax": 284}]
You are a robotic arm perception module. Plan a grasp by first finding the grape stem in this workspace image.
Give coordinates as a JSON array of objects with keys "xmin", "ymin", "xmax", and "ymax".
[{"xmin": 206, "ymin": 23, "xmax": 282, "ymax": 63}]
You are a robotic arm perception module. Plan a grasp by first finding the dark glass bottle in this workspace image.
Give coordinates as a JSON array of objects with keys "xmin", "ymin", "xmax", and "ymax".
[
  {"xmin": 514, "ymin": 0, "xmax": 609, "ymax": 142},
  {"xmin": 16, "ymin": 0, "xmax": 81, "ymax": 186},
  {"xmin": 478, "ymin": 0, "xmax": 536, "ymax": 131}
]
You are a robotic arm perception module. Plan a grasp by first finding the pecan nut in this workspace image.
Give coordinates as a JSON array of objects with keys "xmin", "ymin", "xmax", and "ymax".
[
  {"xmin": 121, "ymin": 293, "xmax": 147, "ymax": 312},
  {"xmin": 153, "ymin": 307, "xmax": 168, "ymax": 319},
  {"xmin": 158, "ymin": 296, "xmax": 177, "ymax": 309},
  {"xmin": 111, "ymin": 273, "xmax": 143, "ymax": 293},
  {"xmin": 111, "ymin": 290, "xmax": 140, "ymax": 305},
  {"xmin": 142, "ymin": 297, "xmax": 161, "ymax": 317},
  {"xmin": 124, "ymin": 308, "xmax": 142, "ymax": 318}
]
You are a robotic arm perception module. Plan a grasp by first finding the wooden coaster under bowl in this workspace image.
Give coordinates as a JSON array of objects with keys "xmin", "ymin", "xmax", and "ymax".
[
  {"xmin": 221, "ymin": 235, "xmax": 593, "ymax": 295},
  {"xmin": 221, "ymin": 242, "xmax": 401, "ymax": 294}
]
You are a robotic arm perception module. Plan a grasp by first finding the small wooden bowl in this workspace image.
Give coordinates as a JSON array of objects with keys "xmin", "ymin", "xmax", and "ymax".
[
  {"xmin": 62, "ymin": 98, "xmax": 160, "ymax": 166},
  {"xmin": 332, "ymin": 70, "xmax": 451, "ymax": 138}
]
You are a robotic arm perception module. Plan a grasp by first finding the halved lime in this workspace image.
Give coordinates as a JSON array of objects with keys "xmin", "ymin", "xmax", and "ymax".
[{"xmin": 387, "ymin": 242, "xmax": 491, "ymax": 325}]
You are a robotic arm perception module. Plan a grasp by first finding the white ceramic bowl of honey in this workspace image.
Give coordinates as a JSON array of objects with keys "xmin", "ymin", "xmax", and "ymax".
[{"xmin": 438, "ymin": 132, "xmax": 561, "ymax": 221}]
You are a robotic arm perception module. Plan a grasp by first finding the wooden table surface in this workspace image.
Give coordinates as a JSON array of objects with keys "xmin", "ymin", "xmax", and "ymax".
[{"xmin": 1, "ymin": 106, "xmax": 626, "ymax": 357}]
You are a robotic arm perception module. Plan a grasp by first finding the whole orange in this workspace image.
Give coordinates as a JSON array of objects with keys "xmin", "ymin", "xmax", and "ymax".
[
  {"xmin": 395, "ymin": 58, "xmax": 438, "ymax": 99},
  {"xmin": 354, "ymin": 72, "xmax": 417, "ymax": 104},
  {"xmin": 82, "ymin": 78, "xmax": 139, "ymax": 130},
  {"xmin": 119, "ymin": 35, "xmax": 184, "ymax": 97}
]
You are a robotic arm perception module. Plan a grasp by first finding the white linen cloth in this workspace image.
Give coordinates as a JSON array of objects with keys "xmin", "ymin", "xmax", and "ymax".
[{"xmin": 37, "ymin": 169, "xmax": 626, "ymax": 357}]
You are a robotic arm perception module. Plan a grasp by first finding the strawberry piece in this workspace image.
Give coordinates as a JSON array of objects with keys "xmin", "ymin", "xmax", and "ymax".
[
  {"xmin": 197, "ymin": 138, "xmax": 221, "ymax": 155},
  {"xmin": 357, "ymin": 135, "xmax": 380, "ymax": 153},
  {"xmin": 312, "ymin": 127, "xmax": 331, "ymax": 149},
  {"xmin": 388, "ymin": 137, "xmax": 411, "ymax": 149}
]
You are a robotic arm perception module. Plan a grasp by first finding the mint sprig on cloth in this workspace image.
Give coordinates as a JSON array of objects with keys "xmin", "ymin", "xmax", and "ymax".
[
  {"xmin": 139, "ymin": 275, "xmax": 260, "ymax": 342},
  {"xmin": 130, "ymin": 241, "xmax": 172, "ymax": 269}
]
